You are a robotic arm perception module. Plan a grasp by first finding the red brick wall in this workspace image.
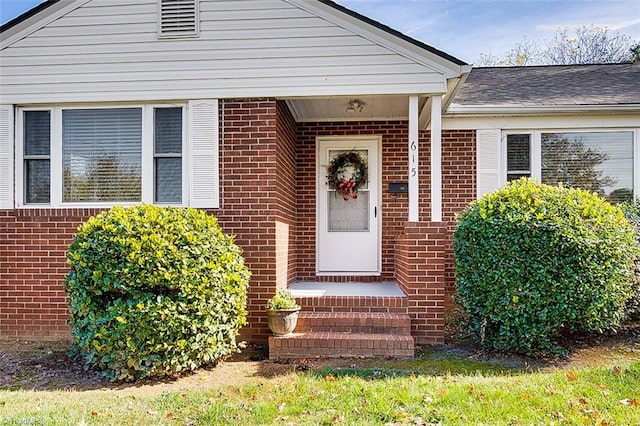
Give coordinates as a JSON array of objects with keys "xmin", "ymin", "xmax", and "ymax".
[
  {"xmin": 213, "ymin": 99, "xmax": 281, "ymax": 343},
  {"xmin": 275, "ymin": 101, "xmax": 298, "ymax": 287},
  {"xmin": 441, "ymin": 130, "xmax": 476, "ymax": 308},
  {"xmin": 0, "ymin": 209, "xmax": 103, "ymax": 340},
  {"xmin": 396, "ymin": 222, "xmax": 449, "ymax": 344}
]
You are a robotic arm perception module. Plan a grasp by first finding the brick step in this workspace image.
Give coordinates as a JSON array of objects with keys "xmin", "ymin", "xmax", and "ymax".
[
  {"xmin": 296, "ymin": 312, "xmax": 411, "ymax": 334},
  {"xmin": 296, "ymin": 295, "xmax": 408, "ymax": 314},
  {"xmin": 268, "ymin": 332, "xmax": 414, "ymax": 360}
]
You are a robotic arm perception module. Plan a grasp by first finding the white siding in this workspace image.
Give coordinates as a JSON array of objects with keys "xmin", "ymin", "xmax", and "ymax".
[
  {"xmin": 476, "ymin": 129, "xmax": 501, "ymax": 198},
  {"xmin": 0, "ymin": 106, "xmax": 14, "ymax": 209},
  {"xmin": 1, "ymin": 0, "xmax": 448, "ymax": 103}
]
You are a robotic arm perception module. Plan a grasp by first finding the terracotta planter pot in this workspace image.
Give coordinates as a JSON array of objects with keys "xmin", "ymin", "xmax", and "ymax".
[{"xmin": 266, "ymin": 308, "xmax": 300, "ymax": 336}]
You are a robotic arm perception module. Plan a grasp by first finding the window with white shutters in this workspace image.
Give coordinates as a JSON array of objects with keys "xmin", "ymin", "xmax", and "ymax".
[
  {"xmin": 17, "ymin": 102, "xmax": 218, "ymax": 209},
  {"xmin": 158, "ymin": 0, "xmax": 199, "ymax": 38}
]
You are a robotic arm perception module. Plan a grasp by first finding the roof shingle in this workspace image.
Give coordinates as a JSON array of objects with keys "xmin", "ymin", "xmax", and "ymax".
[{"xmin": 452, "ymin": 63, "xmax": 640, "ymax": 107}]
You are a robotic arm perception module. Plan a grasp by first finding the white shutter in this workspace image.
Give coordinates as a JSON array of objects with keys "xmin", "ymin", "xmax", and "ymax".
[
  {"xmin": 188, "ymin": 100, "xmax": 219, "ymax": 208},
  {"xmin": 476, "ymin": 129, "xmax": 501, "ymax": 198},
  {"xmin": 0, "ymin": 105, "xmax": 14, "ymax": 210}
]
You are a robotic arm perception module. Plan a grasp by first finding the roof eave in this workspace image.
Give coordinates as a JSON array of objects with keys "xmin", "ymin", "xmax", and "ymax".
[
  {"xmin": 0, "ymin": 0, "xmax": 60, "ymax": 33},
  {"xmin": 1, "ymin": 0, "xmax": 91, "ymax": 49},
  {"xmin": 445, "ymin": 104, "xmax": 640, "ymax": 117},
  {"xmin": 317, "ymin": 0, "xmax": 468, "ymax": 67},
  {"xmin": 293, "ymin": 0, "xmax": 469, "ymax": 78}
]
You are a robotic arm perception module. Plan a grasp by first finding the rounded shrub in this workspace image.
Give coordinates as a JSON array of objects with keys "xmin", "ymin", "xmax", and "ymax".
[
  {"xmin": 64, "ymin": 204, "xmax": 250, "ymax": 381},
  {"xmin": 454, "ymin": 178, "xmax": 637, "ymax": 356},
  {"xmin": 619, "ymin": 199, "xmax": 640, "ymax": 320}
]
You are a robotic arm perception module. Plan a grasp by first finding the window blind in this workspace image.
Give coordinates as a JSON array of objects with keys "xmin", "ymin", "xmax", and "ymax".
[{"xmin": 62, "ymin": 108, "xmax": 142, "ymax": 202}]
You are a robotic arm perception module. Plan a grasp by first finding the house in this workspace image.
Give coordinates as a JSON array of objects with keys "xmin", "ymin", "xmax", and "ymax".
[{"xmin": 1, "ymin": 0, "xmax": 638, "ymax": 359}]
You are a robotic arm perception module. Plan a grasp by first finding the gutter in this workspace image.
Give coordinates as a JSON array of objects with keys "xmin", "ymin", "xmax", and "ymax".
[{"xmin": 445, "ymin": 104, "xmax": 640, "ymax": 117}]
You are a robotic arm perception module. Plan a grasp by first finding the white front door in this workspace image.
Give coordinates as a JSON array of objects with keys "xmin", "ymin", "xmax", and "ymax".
[{"xmin": 317, "ymin": 137, "xmax": 380, "ymax": 274}]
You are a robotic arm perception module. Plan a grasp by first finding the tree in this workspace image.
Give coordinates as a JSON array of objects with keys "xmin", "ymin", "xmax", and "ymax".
[
  {"xmin": 546, "ymin": 26, "xmax": 636, "ymax": 64},
  {"xmin": 632, "ymin": 44, "xmax": 640, "ymax": 62},
  {"xmin": 478, "ymin": 25, "xmax": 638, "ymax": 66},
  {"xmin": 478, "ymin": 38, "xmax": 540, "ymax": 66}
]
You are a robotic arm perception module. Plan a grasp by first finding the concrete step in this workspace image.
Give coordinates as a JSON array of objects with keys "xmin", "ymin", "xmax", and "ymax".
[
  {"xmin": 296, "ymin": 312, "xmax": 411, "ymax": 334},
  {"xmin": 290, "ymin": 282, "xmax": 409, "ymax": 314},
  {"xmin": 268, "ymin": 332, "xmax": 414, "ymax": 360}
]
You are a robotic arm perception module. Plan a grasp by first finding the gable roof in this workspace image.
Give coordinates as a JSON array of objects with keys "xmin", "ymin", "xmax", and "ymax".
[
  {"xmin": 317, "ymin": 0, "xmax": 466, "ymax": 67},
  {"xmin": 1, "ymin": 0, "xmax": 467, "ymax": 67},
  {"xmin": 1, "ymin": 0, "xmax": 469, "ymax": 104},
  {"xmin": 449, "ymin": 63, "xmax": 640, "ymax": 114}
]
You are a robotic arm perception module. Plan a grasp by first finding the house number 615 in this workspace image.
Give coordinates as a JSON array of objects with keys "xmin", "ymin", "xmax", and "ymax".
[{"xmin": 410, "ymin": 140, "xmax": 417, "ymax": 177}]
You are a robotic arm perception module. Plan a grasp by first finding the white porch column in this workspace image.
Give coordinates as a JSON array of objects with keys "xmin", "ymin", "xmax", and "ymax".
[
  {"xmin": 431, "ymin": 95, "xmax": 442, "ymax": 222},
  {"xmin": 408, "ymin": 95, "xmax": 419, "ymax": 222}
]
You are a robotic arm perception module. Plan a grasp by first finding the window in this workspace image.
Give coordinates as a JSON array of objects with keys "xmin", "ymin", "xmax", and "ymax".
[
  {"xmin": 154, "ymin": 107, "xmax": 182, "ymax": 203},
  {"xmin": 158, "ymin": 0, "xmax": 199, "ymax": 38},
  {"xmin": 506, "ymin": 134, "xmax": 530, "ymax": 182},
  {"xmin": 24, "ymin": 111, "xmax": 51, "ymax": 204},
  {"xmin": 505, "ymin": 131, "xmax": 634, "ymax": 203},
  {"xmin": 63, "ymin": 108, "xmax": 142, "ymax": 202},
  {"xmin": 20, "ymin": 105, "xmax": 188, "ymax": 207}
]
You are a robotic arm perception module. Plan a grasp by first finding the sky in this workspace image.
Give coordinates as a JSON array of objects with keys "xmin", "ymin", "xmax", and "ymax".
[{"xmin": 1, "ymin": 0, "xmax": 639, "ymax": 64}]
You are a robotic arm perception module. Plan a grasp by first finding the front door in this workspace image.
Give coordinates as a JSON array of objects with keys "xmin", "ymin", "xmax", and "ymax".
[{"xmin": 317, "ymin": 137, "xmax": 380, "ymax": 274}]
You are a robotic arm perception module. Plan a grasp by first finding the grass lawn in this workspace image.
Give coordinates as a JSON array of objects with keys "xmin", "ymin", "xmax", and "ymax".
[{"xmin": 1, "ymin": 337, "xmax": 639, "ymax": 425}]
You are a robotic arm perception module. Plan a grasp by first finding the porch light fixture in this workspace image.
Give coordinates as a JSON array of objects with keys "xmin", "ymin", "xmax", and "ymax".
[{"xmin": 346, "ymin": 99, "xmax": 365, "ymax": 113}]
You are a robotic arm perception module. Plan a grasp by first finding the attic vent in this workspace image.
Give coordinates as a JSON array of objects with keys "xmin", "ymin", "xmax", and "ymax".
[{"xmin": 158, "ymin": 0, "xmax": 199, "ymax": 38}]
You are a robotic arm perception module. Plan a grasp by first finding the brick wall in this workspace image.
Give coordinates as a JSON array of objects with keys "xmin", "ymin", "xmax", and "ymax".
[
  {"xmin": 441, "ymin": 130, "xmax": 476, "ymax": 308},
  {"xmin": 275, "ymin": 101, "xmax": 298, "ymax": 287},
  {"xmin": 213, "ymin": 99, "xmax": 281, "ymax": 344},
  {"xmin": 0, "ymin": 209, "xmax": 103, "ymax": 340},
  {"xmin": 395, "ymin": 222, "xmax": 449, "ymax": 344}
]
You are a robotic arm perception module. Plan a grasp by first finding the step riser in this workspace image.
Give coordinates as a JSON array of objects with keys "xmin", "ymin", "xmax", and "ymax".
[
  {"xmin": 296, "ymin": 315, "xmax": 411, "ymax": 334},
  {"xmin": 297, "ymin": 325, "xmax": 410, "ymax": 334},
  {"xmin": 297, "ymin": 296, "xmax": 408, "ymax": 315},
  {"xmin": 269, "ymin": 334, "xmax": 414, "ymax": 359}
]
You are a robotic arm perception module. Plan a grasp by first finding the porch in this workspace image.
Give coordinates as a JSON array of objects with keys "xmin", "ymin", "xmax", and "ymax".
[{"xmin": 218, "ymin": 99, "xmax": 474, "ymax": 352}]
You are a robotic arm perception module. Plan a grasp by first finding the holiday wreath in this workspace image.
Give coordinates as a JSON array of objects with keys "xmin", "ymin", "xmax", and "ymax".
[{"xmin": 326, "ymin": 151, "xmax": 368, "ymax": 200}]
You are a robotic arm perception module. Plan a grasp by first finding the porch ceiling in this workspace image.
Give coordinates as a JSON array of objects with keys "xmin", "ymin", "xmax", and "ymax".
[{"xmin": 285, "ymin": 95, "xmax": 428, "ymax": 123}]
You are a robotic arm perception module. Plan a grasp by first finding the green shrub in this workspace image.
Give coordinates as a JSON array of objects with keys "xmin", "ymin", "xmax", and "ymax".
[
  {"xmin": 64, "ymin": 205, "xmax": 250, "ymax": 381},
  {"xmin": 619, "ymin": 199, "xmax": 640, "ymax": 320},
  {"xmin": 454, "ymin": 178, "xmax": 637, "ymax": 356}
]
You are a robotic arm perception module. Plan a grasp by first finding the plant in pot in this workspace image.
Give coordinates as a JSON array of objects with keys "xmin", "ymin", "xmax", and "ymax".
[{"xmin": 266, "ymin": 289, "xmax": 301, "ymax": 336}]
